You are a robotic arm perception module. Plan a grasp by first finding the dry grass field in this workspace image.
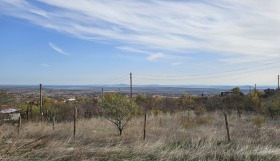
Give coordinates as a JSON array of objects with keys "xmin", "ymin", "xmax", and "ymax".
[{"xmin": 0, "ymin": 112, "xmax": 279, "ymax": 161}]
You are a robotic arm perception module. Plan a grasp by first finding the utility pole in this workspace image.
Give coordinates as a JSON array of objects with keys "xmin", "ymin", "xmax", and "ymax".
[
  {"xmin": 277, "ymin": 75, "xmax": 279, "ymax": 90},
  {"xmin": 130, "ymin": 72, "xmax": 132, "ymax": 99},
  {"xmin": 40, "ymin": 84, "xmax": 43, "ymax": 121},
  {"xmin": 254, "ymin": 83, "xmax": 257, "ymax": 93},
  {"xmin": 101, "ymin": 88, "xmax": 104, "ymax": 107},
  {"xmin": 101, "ymin": 88, "xmax": 104, "ymax": 99}
]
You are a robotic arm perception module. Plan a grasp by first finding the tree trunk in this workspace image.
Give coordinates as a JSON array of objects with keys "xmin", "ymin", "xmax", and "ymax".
[
  {"xmin": 117, "ymin": 120, "xmax": 123, "ymax": 136},
  {"xmin": 119, "ymin": 128, "xmax": 123, "ymax": 136}
]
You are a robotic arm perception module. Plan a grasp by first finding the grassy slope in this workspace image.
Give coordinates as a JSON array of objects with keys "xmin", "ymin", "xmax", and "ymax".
[{"xmin": 0, "ymin": 112, "xmax": 279, "ymax": 161}]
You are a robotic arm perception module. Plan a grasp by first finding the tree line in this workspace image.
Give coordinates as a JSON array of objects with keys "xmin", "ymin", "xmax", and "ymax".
[{"xmin": 0, "ymin": 87, "xmax": 280, "ymax": 135}]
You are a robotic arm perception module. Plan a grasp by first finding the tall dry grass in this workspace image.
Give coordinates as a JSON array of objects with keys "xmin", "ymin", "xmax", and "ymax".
[{"xmin": 0, "ymin": 111, "xmax": 279, "ymax": 161}]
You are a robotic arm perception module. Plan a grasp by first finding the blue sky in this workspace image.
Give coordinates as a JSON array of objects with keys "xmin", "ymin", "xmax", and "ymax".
[{"xmin": 1, "ymin": 0, "xmax": 280, "ymax": 86}]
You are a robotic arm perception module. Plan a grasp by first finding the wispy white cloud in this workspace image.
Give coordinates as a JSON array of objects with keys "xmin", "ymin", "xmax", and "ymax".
[
  {"xmin": 118, "ymin": 46, "xmax": 167, "ymax": 61},
  {"xmin": 171, "ymin": 62, "xmax": 183, "ymax": 66},
  {"xmin": 2, "ymin": 0, "xmax": 280, "ymax": 63},
  {"xmin": 48, "ymin": 42, "xmax": 70, "ymax": 56},
  {"xmin": 117, "ymin": 46, "xmax": 149, "ymax": 55},
  {"xmin": 146, "ymin": 53, "xmax": 166, "ymax": 61}
]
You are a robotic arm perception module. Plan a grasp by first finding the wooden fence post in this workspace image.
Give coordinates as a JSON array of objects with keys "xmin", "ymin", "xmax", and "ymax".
[
  {"xmin": 26, "ymin": 108, "xmax": 29, "ymax": 121},
  {"xmin": 40, "ymin": 84, "xmax": 43, "ymax": 122},
  {"xmin": 224, "ymin": 113, "xmax": 231, "ymax": 142},
  {"xmin": 30, "ymin": 106, "xmax": 33, "ymax": 121},
  {"xmin": 74, "ymin": 107, "xmax": 77, "ymax": 138},
  {"xmin": 52, "ymin": 116, "xmax": 55, "ymax": 130},
  {"xmin": 143, "ymin": 113, "xmax": 147, "ymax": 140}
]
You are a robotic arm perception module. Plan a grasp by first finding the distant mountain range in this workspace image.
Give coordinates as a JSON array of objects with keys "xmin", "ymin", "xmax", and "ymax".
[
  {"xmin": 0, "ymin": 84, "xmax": 277, "ymax": 89},
  {"xmin": 0, "ymin": 84, "xmax": 277, "ymax": 96}
]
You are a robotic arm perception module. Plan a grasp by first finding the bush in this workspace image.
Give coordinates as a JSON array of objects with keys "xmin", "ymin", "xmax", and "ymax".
[{"xmin": 252, "ymin": 115, "xmax": 266, "ymax": 127}]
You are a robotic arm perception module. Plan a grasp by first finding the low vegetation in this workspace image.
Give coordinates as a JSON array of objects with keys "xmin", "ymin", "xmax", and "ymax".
[
  {"xmin": 0, "ymin": 87, "xmax": 280, "ymax": 160},
  {"xmin": 0, "ymin": 112, "xmax": 279, "ymax": 160}
]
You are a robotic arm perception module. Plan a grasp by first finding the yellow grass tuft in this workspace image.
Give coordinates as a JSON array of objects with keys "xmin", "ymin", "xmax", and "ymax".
[{"xmin": 252, "ymin": 115, "xmax": 266, "ymax": 127}]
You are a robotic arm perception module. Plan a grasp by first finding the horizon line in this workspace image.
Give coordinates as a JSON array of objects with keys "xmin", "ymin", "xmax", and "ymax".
[{"xmin": 0, "ymin": 84, "xmax": 277, "ymax": 88}]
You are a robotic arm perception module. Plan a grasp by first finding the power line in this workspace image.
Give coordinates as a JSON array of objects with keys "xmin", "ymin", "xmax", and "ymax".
[
  {"xmin": 104, "ymin": 77, "xmax": 128, "ymax": 85},
  {"xmin": 135, "ymin": 62, "xmax": 274, "ymax": 78},
  {"xmin": 102, "ymin": 74, "xmax": 128, "ymax": 85},
  {"xmin": 134, "ymin": 64, "xmax": 280, "ymax": 81},
  {"xmin": 96, "ymin": 58, "xmax": 280, "ymax": 85}
]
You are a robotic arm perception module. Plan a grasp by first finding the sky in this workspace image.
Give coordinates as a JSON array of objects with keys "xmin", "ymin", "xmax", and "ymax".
[{"xmin": 1, "ymin": 0, "xmax": 280, "ymax": 86}]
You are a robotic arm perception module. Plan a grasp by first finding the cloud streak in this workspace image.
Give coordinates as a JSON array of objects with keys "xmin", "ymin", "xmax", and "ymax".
[
  {"xmin": 49, "ymin": 42, "xmax": 70, "ymax": 56},
  {"xmin": 146, "ymin": 53, "xmax": 166, "ymax": 61},
  {"xmin": 1, "ymin": 0, "xmax": 280, "ymax": 63},
  {"xmin": 117, "ymin": 46, "xmax": 167, "ymax": 61},
  {"xmin": 171, "ymin": 62, "xmax": 183, "ymax": 66}
]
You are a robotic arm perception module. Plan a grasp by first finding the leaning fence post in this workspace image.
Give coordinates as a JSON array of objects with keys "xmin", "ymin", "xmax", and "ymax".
[
  {"xmin": 224, "ymin": 113, "xmax": 231, "ymax": 142},
  {"xmin": 73, "ymin": 107, "xmax": 77, "ymax": 138}
]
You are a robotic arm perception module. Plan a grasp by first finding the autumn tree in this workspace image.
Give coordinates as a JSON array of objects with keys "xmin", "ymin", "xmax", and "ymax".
[
  {"xmin": 157, "ymin": 97, "xmax": 178, "ymax": 113},
  {"xmin": 177, "ymin": 94, "xmax": 195, "ymax": 110},
  {"xmin": 205, "ymin": 96, "xmax": 223, "ymax": 111},
  {"xmin": 81, "ymin": 97, "xmax": 100, "ymax": 118},
  {"xmin": 101, "ymin": 93, "xmax": 140, "ymax": 135},
  {"xmin": 262, "ymin": 92, "xmax": 280, "ymax": 119},
  {"xmin": 56, "ymin": 102, "xmax": 75, "ymax": 121},
  {"xmin": 135, "ymin": 94, "xmax": 155, "ymax": 112},
  {"xmin": 231, "ymin": 87, "xmax": 244, "ymax": 96},
  {"xmin": 246, "ymin": 92, "xmax": 262, "ymax": 112}
]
